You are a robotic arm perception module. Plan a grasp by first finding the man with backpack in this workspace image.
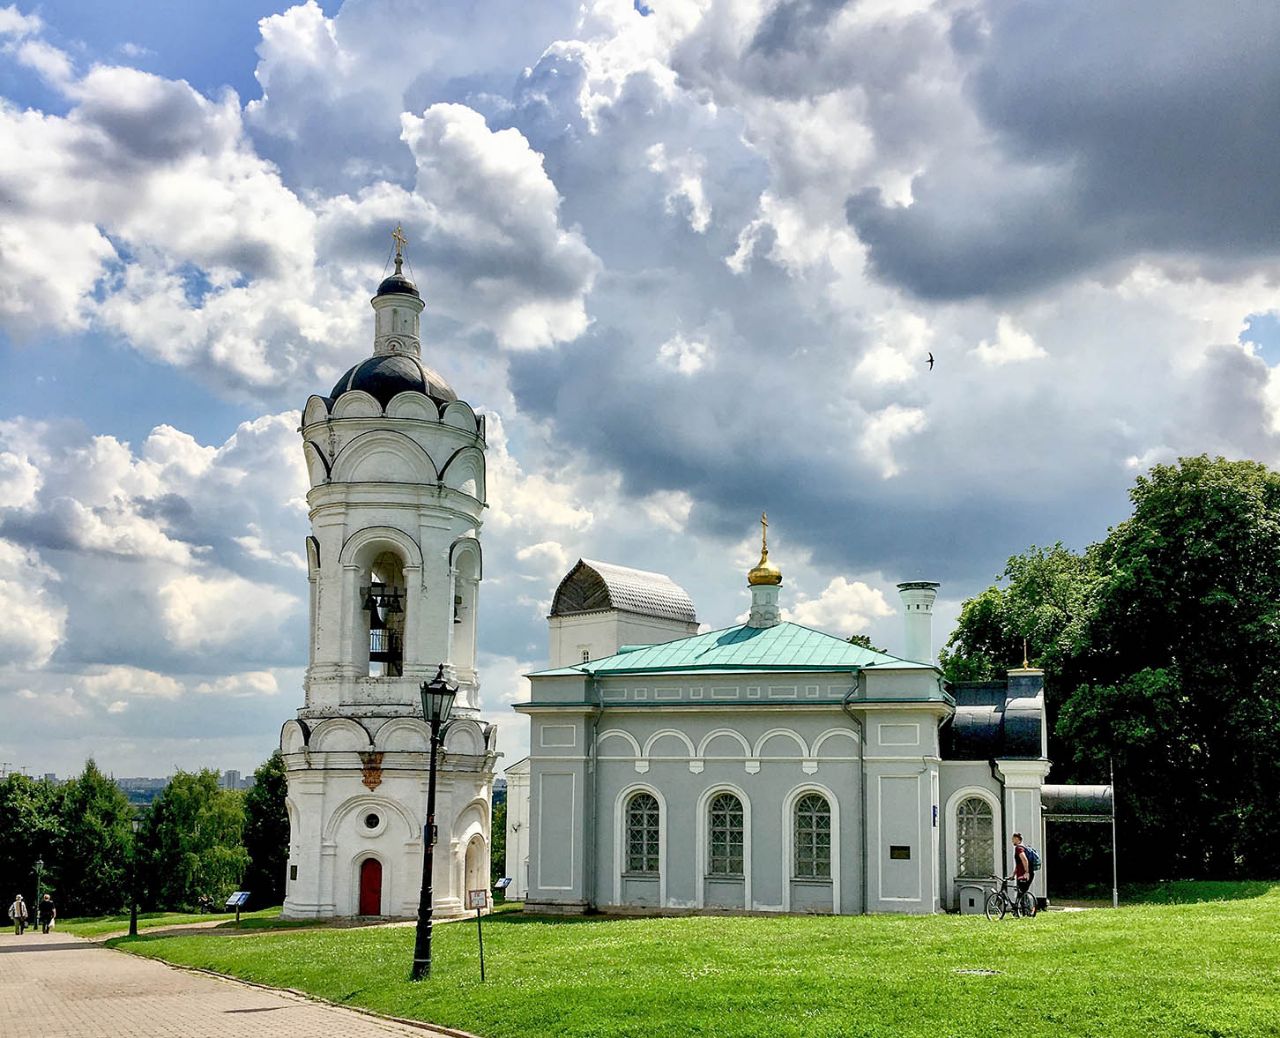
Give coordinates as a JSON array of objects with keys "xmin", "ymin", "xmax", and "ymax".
[{"xmin": 1011, "ymin": 833, "xmax": 1040, "ymax": 911}]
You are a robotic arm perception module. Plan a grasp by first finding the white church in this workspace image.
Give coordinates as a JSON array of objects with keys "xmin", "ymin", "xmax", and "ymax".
[
  {"xmin": 507, "ymin": 526, "xmax": 1061, "ymax": 915},
  {"xmin": 273, "ymin": 230, "xmax": 1081, "ymax": 921},
  {"xmin": 279, "ymin": 238, "xmax": 497, "ymax": 919}
]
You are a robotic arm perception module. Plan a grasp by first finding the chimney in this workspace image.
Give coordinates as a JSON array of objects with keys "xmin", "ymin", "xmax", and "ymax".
[{"xmin": 896, "ymin": 581, "xmax": 940, "ymax": 662}]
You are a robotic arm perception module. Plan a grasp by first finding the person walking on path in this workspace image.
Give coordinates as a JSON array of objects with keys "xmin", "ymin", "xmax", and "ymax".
[
  {"xmin": 8, "ymin": 893, "xmax": 29, "ymax": 935},
  {"xmin": 37, "ymin": 894, "xmax": 55, "ymax": 934}
]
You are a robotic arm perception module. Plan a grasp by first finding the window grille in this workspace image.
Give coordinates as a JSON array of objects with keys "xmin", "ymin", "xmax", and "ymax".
[
  {"xmin": 794, "ymin": 792, "xmax": 831, "ymax": 878},
  {"xmin": 956, "ymin": 796, "xmax": 994, "ymax": 878},
  {"xmin": 625, "ymin": 792, "xmax": 660, "ymax": 874},
  {"xmin": 708, "ymin": 792, "xmax": 744, "ymax": 875}
]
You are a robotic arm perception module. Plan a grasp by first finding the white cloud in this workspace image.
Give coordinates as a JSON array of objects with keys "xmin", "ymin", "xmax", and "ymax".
[
  {"xmin": 859, "ymin": 404, "xmax": 928, "ymax": 479},
  {"xmin": 485, "ymin": 413, "xmax": 595, "ymax": 533},
  {"xmin": 0, "ymin": 540, "xmax": 65, "ymax": 668},
  {"xmin": 159, "ymin": 572, "xmax": 299, "ymax": 652},
  {"xmin": 785, "ymin": 576, "xmax": 894, "ymax": 637},
  {"xmin": 0, "ymin": 4, "xmax": 40, "ymax": 37},
  {"xmin": 657, "ymin": 332, "xmax": 710, "ymax": 375},
  {"xmin": 194, "ymin": 671, "xmax": 280, "ymax": 697},
  {"xmin": 647, "ymin": 143, "xmax": 712, "ymax": 233},
  {"xmin": 973, "ymin": 315, "xmax": 1047, "ymax": 366}
]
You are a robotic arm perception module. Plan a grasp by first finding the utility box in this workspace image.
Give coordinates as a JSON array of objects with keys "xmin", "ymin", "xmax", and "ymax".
[{"xmin": 956, "ymin": 883, "xmax": 988, "ymax": 915}]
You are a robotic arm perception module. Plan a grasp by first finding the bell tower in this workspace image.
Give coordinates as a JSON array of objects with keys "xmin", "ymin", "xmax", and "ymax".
[{"xmin": 280, "ymin": 229, "xmax": 497, "ymax": 920}]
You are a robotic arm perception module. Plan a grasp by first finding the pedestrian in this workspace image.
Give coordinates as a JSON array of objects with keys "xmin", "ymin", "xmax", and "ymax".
[
  {"xmin": 1011, "ymin": 832, "xmax": 1034, "ymax": 905},
  {"xmin": 38, "ymin": 893, "xmax": 56, "ymax": 934},
  {"xmin": 8, "ymin": 893, "xmax": 28, "ymax": 935}
]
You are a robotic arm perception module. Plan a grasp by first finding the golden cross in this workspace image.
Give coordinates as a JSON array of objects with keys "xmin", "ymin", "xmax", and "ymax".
[
  {"xmin": 391, "ymin": 224, "xmax": 407, "ymax": 272},
  {"xmin": 761, "ymin": 512, "xmax": 768, "ymax": 553}
]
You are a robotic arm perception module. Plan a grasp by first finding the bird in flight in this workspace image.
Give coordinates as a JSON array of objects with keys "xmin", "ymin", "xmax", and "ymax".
[{"xmin": 927, "ymin": 352, "xmax": 934, "ymax": 371}]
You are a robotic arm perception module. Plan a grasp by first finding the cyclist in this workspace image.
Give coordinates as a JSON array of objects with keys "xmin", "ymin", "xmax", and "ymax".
[{"xmin": 1011, "ymin": 833, "xmax": 1033, "ymax": 905}]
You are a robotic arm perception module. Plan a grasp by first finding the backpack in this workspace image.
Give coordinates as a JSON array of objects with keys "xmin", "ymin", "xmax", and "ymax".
[{"xmin": 1022, "ymin": 846, "xmax": 1041, "ymax": 873}]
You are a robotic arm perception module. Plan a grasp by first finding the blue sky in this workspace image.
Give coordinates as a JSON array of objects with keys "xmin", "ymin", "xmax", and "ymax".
[{"xmin": 2, "ymin": 0, "xmax": 1279, "ymax": 778}]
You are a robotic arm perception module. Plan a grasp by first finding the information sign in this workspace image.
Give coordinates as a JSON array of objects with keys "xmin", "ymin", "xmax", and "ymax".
[{"xmin": 467, "ymin": 889, "xmax": 487, "ymax": 909}]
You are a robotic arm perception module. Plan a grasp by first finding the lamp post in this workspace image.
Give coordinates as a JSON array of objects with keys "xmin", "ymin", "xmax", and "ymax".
[
  {"xmin": 34, "ymin": 857, "xmax": 43, "ymax": 905},
  {"xmin": 411, "ymin": 664, "xmax": 457, "ymax": 981},
  {"xmin": 129, "ymin": 815, "xmax": 142, "ymax": 938}
]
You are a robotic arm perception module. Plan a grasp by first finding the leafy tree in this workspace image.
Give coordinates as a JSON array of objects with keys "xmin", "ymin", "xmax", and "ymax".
[
  {"xmin": 847, "ymin": 634, "xmax": 887, "ymax": 653},
  {"xmin": 142, "ymin": 770, "xmax": 248, "ymax": 910},
  {"xmin": 490, "ymin": 798, "xmax": 506, "ymax": 887},
  {"xmin": 942, "ymin": 457, "xmax": 1280, "ymax": 881},
  {"xmin": 242, "ymin": 752, "xmax": 289, "ymax": 908},
  {"xmin": 56, "ymin": 760, "xmax": 135, "ymax": 915},
  {"xmin": 0, "ymin": 773, "xmax": 63, "ymax": 907}
]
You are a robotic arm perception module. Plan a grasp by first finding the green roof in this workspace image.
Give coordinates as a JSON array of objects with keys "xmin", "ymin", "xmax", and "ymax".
[{"xmin": 530, "ymin": 621, "xmax": 936, "ymax": 677}]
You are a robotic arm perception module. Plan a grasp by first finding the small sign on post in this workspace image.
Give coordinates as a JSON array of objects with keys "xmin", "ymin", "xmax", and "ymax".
[
  {"xmin": 224, "ymin": 891, "xmax": 251, "ymax": 924},
  {"xmin": 467, "ymin": 889, "xmax": 487, "ymax": 982}
]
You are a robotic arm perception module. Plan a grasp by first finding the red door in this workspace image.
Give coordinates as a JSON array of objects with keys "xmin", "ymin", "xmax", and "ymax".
[{"xmin": 358, "ymin": 858, "xmax": 382, "ymax": 916}]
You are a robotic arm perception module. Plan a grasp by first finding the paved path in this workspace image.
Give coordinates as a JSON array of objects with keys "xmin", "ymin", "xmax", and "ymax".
[{"xmin": 0, "ymin": 930, "xmax": 458, "ymax": 1038}]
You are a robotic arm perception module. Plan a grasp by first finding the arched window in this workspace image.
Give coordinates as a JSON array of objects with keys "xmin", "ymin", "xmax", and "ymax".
[
  {"xmin": 707, "ymin": 792, "xmax": 744, "ymax": 876},
  {"xmin": 956, "ymin": 796, "xmax": 994, "ymax": 878},
  {"xmin": 794, "ymin": 792, "xmax": 831, "ymax": 878},
  {"xmin": 625, "ymin": 792, "xmax": 660, "ymax": 874}
]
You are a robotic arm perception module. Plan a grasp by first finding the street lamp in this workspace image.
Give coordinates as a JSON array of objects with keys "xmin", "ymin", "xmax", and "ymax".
[
  {"xmin": 129, "ymin": 815, "xmax": 142, "ymax": 938},
  {"xmin": 410, "ymin": 664, "xmax": 457, "ymax": 981}
]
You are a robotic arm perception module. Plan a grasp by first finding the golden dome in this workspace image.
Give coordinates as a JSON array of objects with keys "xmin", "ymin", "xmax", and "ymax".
[{"xmin": 747, "ymin": 513, "xmax": 782, "ymax": 586}]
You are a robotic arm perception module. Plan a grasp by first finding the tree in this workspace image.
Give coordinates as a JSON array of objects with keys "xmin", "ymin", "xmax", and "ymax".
[
  {"xmin": 846, "ymin": 634, "xmax": 887, "ymax": 653},
  {"xmin": 56, "ymin": 760, "xmax": 135, "ymax": 915},
  {"xmin": 242, "ymin": 752, "xmax": 289, "ymax": 908},
  {"xmin": 942, "ymin": 457, "xmax": 1280, "ymax": 880},
  {"xmin": 142, "ymin": 770, "xmax": 248, "ymax": 910},
  {"xmin": 490, "ymin": 798, "xmax": 506, "ymax": 887},
  {"xmin": 0, "ymin": 773, "xmax": 63, "ymax": 908}
]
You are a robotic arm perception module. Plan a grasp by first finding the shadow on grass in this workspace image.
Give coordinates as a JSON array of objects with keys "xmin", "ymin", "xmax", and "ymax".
[{"xmin": 1124, "ymin": 880, "xmax": 1279, "ymax": 905}]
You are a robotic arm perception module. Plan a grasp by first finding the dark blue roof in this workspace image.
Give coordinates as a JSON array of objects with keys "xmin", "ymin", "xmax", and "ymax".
[
  {"xmin": 329, "ymin": 354, "xmax": 455, "ymax": 408},
  {"xmin": 375, "ymin": 272, "xmax": 419, "ymax": 298}
]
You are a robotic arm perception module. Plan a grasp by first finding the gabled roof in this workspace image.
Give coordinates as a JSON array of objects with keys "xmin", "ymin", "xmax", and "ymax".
[
  {"xmin": 530, "ymin": 620, "xmax": 935, "ymax": 677},
  {"xmin": 550, "ymin": 559, "xmax": 697, "ymax": 624}
]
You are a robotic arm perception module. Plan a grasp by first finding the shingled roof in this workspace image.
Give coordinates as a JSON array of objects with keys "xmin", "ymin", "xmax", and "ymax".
[{"xmin": 549, "ymin": 559, "xmax": 697, "ymax": 624}]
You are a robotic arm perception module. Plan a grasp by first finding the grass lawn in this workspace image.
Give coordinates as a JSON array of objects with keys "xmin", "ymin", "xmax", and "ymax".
[
  {"xmin": 118, "ymin": 882, "xmax": 1280, "ymax": 1038},
  {"xmin": 60, "ymin": 906, "xmax": 284, "ymax": 937}
]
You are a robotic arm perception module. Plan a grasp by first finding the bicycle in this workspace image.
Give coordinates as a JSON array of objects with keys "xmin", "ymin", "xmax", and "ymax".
[{"xmin": 983, "ymin": 876, "xmax": 1037, "ymax": 920}]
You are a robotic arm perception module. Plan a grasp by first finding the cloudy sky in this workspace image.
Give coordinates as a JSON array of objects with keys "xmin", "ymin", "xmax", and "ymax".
[{"xmin": 2, "ymin": 0, "xmax": 1279, "ymax": 779}]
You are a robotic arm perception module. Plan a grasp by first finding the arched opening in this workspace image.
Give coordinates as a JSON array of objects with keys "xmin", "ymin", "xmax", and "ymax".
[
  {"xmin": 956, "ymin": 796, "xmax": 995, "ymax": 880},
  {"xmin": 450, "ymin": 546, "xmax": 480, "ymax": 678},
  {"xmin": 364, "ymin": 551, "xmax": 406, "ymax": 677},
  {"xmin": 464, "ymin": 835, "xmax": 487, "ymax": 905},
  {"xmin": 358, "ymin": 858, "xmax": 383, "ymax": 916}
]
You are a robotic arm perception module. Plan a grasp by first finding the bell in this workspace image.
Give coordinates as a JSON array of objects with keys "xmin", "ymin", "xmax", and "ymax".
[
  {"xmin": 368, "ymin": 601, "xmax": 386, "ymax": 630},
  {"xmin": 385, "ymin": 590, "xmax": 403, "ymax": 614},
  {"xmin": 361, "ymin": 588, "xmax": 378, "ymax": 613}
]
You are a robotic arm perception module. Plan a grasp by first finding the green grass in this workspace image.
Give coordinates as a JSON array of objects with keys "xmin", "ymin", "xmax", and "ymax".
[
  {"xmin": 60, "ymin": 906, "xmax": 284, "ymax": 937},
  {"xmin": 118, "ymin": 882, "xmax": 1280, "ymax": 1038}
]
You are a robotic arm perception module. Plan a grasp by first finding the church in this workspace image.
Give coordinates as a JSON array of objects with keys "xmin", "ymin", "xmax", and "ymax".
[
  {"xmin": 508, "ymin": 523, "xmax": 1055, "ymax": 915},
  {"xmin": 278, "ymin": 235, "xmax": 497, "ymax": 919}
]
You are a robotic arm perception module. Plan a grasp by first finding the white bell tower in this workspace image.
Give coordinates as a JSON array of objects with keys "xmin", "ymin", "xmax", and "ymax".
[{"xmin": 281, "ymin": 228, "xmax": 497, "ymax": 919}]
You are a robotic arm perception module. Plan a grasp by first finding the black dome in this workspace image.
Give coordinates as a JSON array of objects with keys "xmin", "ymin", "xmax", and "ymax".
[
  {"xmin": 375, "ymin": 272, "xmax": 420, "ymax": 298},
  {"xmin": 329, "ymin": 354, "xmax": 456, "ymax": 408}
]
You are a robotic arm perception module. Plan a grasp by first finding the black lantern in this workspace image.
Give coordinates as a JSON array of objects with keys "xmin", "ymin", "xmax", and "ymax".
[{"xmin": 419, "ymin": 664, "xmax": 457, "ymax": 726}]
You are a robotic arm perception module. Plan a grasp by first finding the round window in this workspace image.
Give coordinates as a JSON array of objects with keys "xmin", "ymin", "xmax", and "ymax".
[{"xmin": 364, "ymin": 812, "xmax": 380, "ymax": 830}]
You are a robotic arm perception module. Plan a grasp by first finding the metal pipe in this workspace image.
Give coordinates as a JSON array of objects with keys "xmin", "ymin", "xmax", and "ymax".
[
  {"xmin": 841, "ymin": 678, "xmax": 868, "ymax": 914},
  {"xmin": 1110, "ymin": 758, "xmax": 1118, "ymax": 909}
]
